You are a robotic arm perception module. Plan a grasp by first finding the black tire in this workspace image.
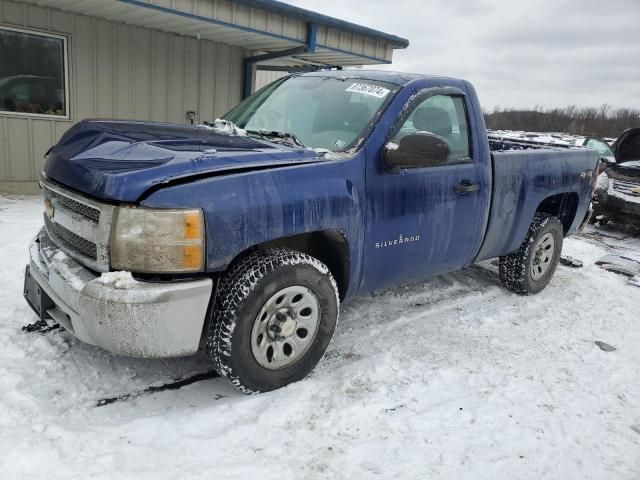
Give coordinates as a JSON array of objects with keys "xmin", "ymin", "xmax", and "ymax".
[
  {"xmin": 499, "ymin": 213, "xmax": 563, "ymax": 295},
  {"xmin": 206, "ymin": 248, "xmax": 339, "ymax": 393}
]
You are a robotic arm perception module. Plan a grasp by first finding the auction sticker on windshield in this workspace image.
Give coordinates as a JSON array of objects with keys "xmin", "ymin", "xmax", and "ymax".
[{"xmin": 346, "ymin": 83, "xmax": 391, "ymax": 98}]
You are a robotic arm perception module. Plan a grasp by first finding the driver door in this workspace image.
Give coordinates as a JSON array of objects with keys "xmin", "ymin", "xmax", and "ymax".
[{"xmin": 361, "ymin": 89, "xmax": 490, "ymax": 292}]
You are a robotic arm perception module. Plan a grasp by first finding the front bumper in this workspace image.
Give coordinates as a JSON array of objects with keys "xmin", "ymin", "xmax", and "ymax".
[
  {"xmin": 26, "ymin": 230, "xmax": 213, "ymax": 358},
  {"xmin": 593, "ymin": 175, "xmax": 640, "ymax": 225}
]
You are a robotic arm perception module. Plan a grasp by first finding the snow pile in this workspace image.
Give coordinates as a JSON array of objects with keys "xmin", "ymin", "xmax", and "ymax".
[
  {"xmin": 312, "ymin": 139, "xmax": 364, "ymax": 160},
  {"xmin": 311, "ymin": 147, "xmax": 332, "ymax": 155},
  {"xmin": 1, "ymin": 195, "xmax": 640, "ymax": 479},
  {"xmin": 198, "ymin": 119, "xmax": 246, "ymax": 136},
  {"xmin": 96, "ymin": 271, "xmax": 137, "ymax": 289},
  {"xmin": 50, "ymin": 251, "xmax": 92, "ymax": 291}
]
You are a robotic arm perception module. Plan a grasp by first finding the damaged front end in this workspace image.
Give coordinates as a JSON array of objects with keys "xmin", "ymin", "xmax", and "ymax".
[
  {"xmin": 593, "ymin": 128, "xmax": 640, "ymax": 226},
  {"xmin": 25, "ymin": 227, "xmax": 213, "ymax": 357}
]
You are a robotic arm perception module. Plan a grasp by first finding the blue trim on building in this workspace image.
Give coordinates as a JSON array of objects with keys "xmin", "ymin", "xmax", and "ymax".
[
  {"xmin": 243, "ymin": 62, "xmax": 254, "ymax": 100},
  {"xmin": 306, "ymin": 22, "xmax": 317, "ymax": 52},
  {"xmin": 242, "ymin": 46, "xmax": 308, "ymax": 97},
  {"xmin": 229, "ymin": 0, "xmax": 409, "ymax": 47},
  {"xmin": 118, "ymin": 0, "xmax": 395, "ymax": 100},
  {"xmin": 116, "ymin": 0, "xmax": 408, "ymax": 49},
  {"xmin": 117, "ymin": 0, "xmax": 306, "ymax": 45},
  {"xmin": 315, "ymin": 44, "xmax": 391, "ymax": 65}
]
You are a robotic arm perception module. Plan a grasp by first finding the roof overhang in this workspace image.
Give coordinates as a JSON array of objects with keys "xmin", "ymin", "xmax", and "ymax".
[{"xmin": 17, "ymin": 0, "xmax": 408, "ymax": 67}]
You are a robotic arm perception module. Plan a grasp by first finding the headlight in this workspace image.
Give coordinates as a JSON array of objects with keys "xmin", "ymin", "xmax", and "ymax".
[{"xmin": 111, "ymin": 207, "xmax": 205, "ymax": 273}]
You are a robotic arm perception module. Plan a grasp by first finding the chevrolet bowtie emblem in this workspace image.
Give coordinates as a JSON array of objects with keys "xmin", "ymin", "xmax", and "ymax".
[
  {"xmin": 44, "ymin": 198, "xmax": 55, "ymax": 219},
  {"xmin": 632, "ymin": 186, "xmax": 640, "ymax": 196}
]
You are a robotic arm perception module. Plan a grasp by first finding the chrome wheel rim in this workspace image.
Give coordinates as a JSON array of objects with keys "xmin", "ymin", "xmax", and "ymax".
[
  {"xmin": 530, "ymin": 232, "xmax": 556, "ymax": 281},
  {"xmin": 251, "ymin": 285, "xmax": 320, "ymax": 370}
]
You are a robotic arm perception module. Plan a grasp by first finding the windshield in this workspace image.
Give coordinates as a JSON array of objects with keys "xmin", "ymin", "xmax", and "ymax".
[
  {"xmin": 223, "ymin": 75, "xmax": 399, "ymax": 152},
  {"xmin": 585, "ymin": 138, "xmax": 614, "ymax": 158}
]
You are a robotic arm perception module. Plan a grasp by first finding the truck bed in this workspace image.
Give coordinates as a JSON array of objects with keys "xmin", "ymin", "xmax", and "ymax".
[
  {"xmin": 488, "ymin": 134, "xmax": 580, "ymax": 152},
  {"xmin": 475, "ymin": 146, "xmax": 598, "ymax": 262}
]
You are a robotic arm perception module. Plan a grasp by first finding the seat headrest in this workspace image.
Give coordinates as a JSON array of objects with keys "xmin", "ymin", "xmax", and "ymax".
[{"xmin": 413, "ymin": 107, "xmax": 452, "ymax": 136}]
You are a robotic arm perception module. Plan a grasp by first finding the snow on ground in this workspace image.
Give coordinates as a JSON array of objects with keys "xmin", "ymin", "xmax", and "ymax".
[{"xmin": 1, "ymin": 195, "xmax": 640, "ymax": 480}]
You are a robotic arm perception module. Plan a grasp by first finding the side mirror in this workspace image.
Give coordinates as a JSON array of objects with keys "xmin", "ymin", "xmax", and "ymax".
[{"xmin": 384, "ymin": 132, "xmax": 451, "ymax": 169}]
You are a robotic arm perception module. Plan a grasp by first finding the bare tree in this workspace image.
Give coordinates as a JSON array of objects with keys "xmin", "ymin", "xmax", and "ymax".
[{"xmin": 484, "ymin": 105, "xmax": 640, "ymax": 138}]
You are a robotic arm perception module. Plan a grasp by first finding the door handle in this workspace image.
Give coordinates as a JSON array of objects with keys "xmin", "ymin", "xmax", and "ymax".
[{"xmin": 454, "ymin": 180, "xmax": 480, "ymax": 194}]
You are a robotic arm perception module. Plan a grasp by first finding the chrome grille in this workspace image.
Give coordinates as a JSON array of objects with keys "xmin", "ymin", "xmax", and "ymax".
[
  {"xmin": 45, "ymin": 216, "xmax": 97, "ymax": 259},
  {"xmin": 40, "ymin": 180, "xmax": 115, "ymax": 272},
  {"xmin": 57, "ymin": 193, "xmax": 100, "ymax": 221},
  {"xmin": 43, "ymin": 184, "xmax": 101, "ymax": 222},
  {"xmin": 612, "ymin": 179, "xmax": 640, "ymax": 197}
]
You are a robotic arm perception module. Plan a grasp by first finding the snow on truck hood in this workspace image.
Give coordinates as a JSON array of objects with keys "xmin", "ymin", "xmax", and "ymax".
[{"xmin": 43, "ymin": 119, "xmax": 320, "ymax": 203}]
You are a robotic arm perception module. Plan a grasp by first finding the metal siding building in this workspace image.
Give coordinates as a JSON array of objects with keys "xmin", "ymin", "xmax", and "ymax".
[
  {"xmin": 0, "ymin": 0, "xmax": 407, "ymax": 192},
  {"xmin": 254, "ymin": 69, "xmax": 287, "ymax": 90}
]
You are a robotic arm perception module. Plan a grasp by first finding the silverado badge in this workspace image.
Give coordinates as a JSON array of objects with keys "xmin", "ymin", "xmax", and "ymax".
[{"xmin": 375, "ymin": 234, "xmax": 420, "ymax": 249}]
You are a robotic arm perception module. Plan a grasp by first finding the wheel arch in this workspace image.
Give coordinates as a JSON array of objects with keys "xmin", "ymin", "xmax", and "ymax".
[
  {"xmin": 535, "ymin": 192, "xmax": 580, "ymax": 235},
  {"xmin": 227, "ymin": 230, "xmax": 350, "ymax": 301}
]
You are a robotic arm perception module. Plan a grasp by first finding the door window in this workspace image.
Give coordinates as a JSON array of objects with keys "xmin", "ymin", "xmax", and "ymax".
[{"xmin": 392, "ymin": 95, "xmax": 471, "ymax": 165}]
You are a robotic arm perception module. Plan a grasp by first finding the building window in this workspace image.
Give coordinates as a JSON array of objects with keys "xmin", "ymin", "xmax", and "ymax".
[{"xmin": 0, "ymin": 26, "xmax": 68, "ymax": 118}]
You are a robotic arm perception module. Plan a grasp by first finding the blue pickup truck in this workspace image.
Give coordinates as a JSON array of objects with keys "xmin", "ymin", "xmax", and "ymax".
[{"xmin": 24, "ymin": 71, "xmax": 598, "ymax": 393}]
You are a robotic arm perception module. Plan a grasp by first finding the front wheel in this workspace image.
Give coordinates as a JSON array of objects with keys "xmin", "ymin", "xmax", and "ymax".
[
  {"xmin": 499, "ymin": 213, "xmax": 563, "ymax": 295},
  {"xmin": 206, "ymin": 249, "xmax": 339, "ymax": 393}
]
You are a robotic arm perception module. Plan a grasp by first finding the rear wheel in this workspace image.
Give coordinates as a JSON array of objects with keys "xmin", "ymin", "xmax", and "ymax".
[
  {"xmin": 206, "ymin": 249, "xmax": 339, "ymax": 393},
  {"xmin": 499, "ymin": 213, "xmax": 563, "ymax": 295}
]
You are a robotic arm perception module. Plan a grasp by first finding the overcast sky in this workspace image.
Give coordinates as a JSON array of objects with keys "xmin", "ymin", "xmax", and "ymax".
[{"xmin": 288, "ymin": 0, "xmax": 640, "ymax": 111}]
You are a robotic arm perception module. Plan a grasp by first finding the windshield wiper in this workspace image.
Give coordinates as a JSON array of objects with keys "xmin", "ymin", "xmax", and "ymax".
[{"xmin": 246, "ymin": 129, "xmax": 306, "ymax": 148}]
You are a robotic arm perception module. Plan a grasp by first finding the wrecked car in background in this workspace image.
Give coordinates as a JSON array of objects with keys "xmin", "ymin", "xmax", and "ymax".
[
  {"xmin": 594, "ymin": 128, "xmax": 640, "ymax": 226},
  {"xmin": 488, "ymin": 130, "xmax": 615, "ymax": 163}
]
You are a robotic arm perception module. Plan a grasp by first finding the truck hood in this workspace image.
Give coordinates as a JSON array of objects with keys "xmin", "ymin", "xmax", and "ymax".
[
  {"xmin": 610, "ymin": 160, "xmax": 640, "ymax": 179},
  {"xmin": 614, "ymin": 127, "xmax": 640, "ymax": 165},
  {"xmin": 609, "ymin": 128, "xmax": 640, "ymax": 179},
  {"xmin": 43, "ymin": 120, "xmax": 320, "ymax": 203}
]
